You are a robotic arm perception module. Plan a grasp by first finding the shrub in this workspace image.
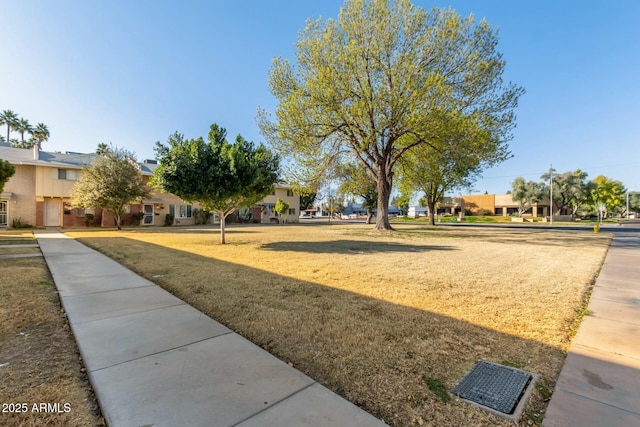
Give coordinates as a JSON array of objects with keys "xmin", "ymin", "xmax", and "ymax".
[
  {"xmin": 84, "ymin": 213, "xmax": 95, "ymax": 227},
  {"xmin": 11, "ymin": 218, "xmax": 33, "ymax": 229},
  {"xmin": 131, "ymin": 211, "xmax": 145, "ymax": 226},
  {"xmin": 193, "ymin": 208, "xmax": 212, "ymax": 225},
  {"xmin": 164, "ymin": 213, "xmax": 174, "ymax": 226},
  {"xmin": 478, "ymin": 209, "xmax": 493, "ymax": 216}
]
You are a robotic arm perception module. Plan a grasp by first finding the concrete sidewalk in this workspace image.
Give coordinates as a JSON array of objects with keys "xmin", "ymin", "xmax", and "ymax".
[
  {"xmin": 35, "ymin": 232, "xmax": 386, "ymax": 427},
  {"xmin": 543, "ymin": 223, "xmax": 640, "ymax": 426}
]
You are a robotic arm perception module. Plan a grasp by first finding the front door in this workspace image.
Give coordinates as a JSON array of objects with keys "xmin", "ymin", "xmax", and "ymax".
[
  {"xmin": 0, "ymin": 201, "xmax": 7, "ymax": 227},
  {"xmin": 45, "ymin": 199, "xmax": 61, "ymax": 226},
  {"xmin": 143, "ymin": 204, "xmax": 154, "ymax": 225}
]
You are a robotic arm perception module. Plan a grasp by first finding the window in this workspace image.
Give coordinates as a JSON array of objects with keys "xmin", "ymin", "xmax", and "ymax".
[
  {"xmin": 57, "ymin": 169, "xmax": 77, "ymax": 180},
  {"xmin": 288, "ymin": 208, "xmax": 296, "ymax": 215},
  {"xmin": 76, "ymin": 208, "xmax": 94, "ymax": 217},
  {"xmin": 286, "ymin": 189, "xmax": 294, "ymax": 197},
  {"xmin": 178, "ymin": 205, "xmax": 192, "ymax": 218}
]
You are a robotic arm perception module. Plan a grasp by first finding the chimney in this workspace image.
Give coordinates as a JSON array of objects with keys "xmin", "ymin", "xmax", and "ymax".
[{"xmin": 33, "ymin": 144, "xmax": 40, "ymax": 160}]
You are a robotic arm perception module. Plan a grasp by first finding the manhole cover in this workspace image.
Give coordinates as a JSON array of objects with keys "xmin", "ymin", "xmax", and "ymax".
[{"xmin": 452, "ymin": 361, "xmax": 532, "ymax": 415}]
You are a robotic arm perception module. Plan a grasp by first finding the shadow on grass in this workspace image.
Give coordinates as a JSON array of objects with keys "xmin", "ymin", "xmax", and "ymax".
[
  {"xmin": 393, "ymin": 224, "xmax": 613, "ymax": 249},
  {"xmin": 258, "ymin": 239, "xmax": 455, "ymax": 254},
  {"xmin": 67, "ymin": 233, "xmax": 612, "ymax": 426}
]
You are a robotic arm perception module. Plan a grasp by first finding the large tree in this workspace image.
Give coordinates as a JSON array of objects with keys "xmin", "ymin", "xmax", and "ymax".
[
  {"xmin": 398, "ymin": 122, "xmax": 508, "ymax": 225},
  {"xmin": 71, "ymin": 147, "xmax": 149, "ymax": 230},
  {"xmin": 335, "ymin": 162, "xmax": 378, "ymax": 223},
  {"xmin": 260, "ymin": 0, "xmax": 523, "ymax": 230},
  {"xmin": 0, "ymin": 159, "xmax": 16, "ymax": 193},
  {"xmin": 152, "ymin": 124, "xmax": 279, "ymax": 244},
  {"xmin": 0, "ymin": 110, "xmax": 19, "ymax": 144},
  {"xmin": 541, "ymin": 169, "xmax": 589, "ymax": 216},
  {"xmin": 511, "ymin": 177, "xmax": 544, "ymax": 217},
  {"xmin": 588, "ymin": 175, "xmax": 626, "ymax": 219}
]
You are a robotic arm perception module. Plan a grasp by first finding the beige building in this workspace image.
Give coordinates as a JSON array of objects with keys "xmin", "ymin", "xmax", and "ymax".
[
  {"xmin": 256, "ymin": 184, "xmax": 300, "ymax": 224},
  {"xmin": 427, "ymin": 193, "xmax": 552, "ymax": 217},
  {"xmin": 1, "ymin": 144, "xmax": 299, "ymax": 228}
]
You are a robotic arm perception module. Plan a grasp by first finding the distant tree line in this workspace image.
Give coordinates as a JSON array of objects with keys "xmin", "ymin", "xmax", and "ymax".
[
  {"xmin": 0, "ymin": 109, "xmax": 50, "ymax": 149},
  {"xmin": 511, "ymin": 169, "xmax": 632, "ymax": 218}
]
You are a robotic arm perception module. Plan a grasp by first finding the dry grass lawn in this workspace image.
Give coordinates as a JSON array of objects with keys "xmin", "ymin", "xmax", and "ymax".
[
  {"xmin": 68, "ymin": 223, "xmax": 610, "ymax": 426},
  {"xmin": 0, "ymin": 232, "xmax": 100, "ymax": 427}
]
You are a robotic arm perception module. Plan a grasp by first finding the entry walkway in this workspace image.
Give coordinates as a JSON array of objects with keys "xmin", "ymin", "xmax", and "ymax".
[
  {"xmin": 543, "ymin": 223, "xmax": 640, "ymax": 426},
  {"xmin": 35, "ymin": 232, "xmax": 386, "ymax": 427}
]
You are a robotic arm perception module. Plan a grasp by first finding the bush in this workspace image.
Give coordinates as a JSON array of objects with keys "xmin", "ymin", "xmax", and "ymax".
[
  {"xmin": 478, "ymin": 209, "xmax": 493, "ymax": 216},
  {"xmin": 193, "ymin": 208, "xmax": 212, "ymax": 225},
  {"xmin": 131, "ymin": 211, "xmax": 145, "ymax": 226},
  {"xmin": 164, "ymin": 214, "xmax": 174, "ymax": 226},
  {"xmin": 11, "ymin": 218, "xmax": 33, "ymax": 229},
  {"xmin": 84, "ymin": 213, "xmax": 95, "ymax": 227}
]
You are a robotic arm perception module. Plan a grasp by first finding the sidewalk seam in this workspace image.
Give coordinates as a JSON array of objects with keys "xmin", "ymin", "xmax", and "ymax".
[
  {"xmin": 56, "ymin": 283, "xmax": 157, "ymax": 298},
  {"xmin": 88, "ymin": 331, "xmax": 235, "ymax": 373},
  {"xmin": 229, "ymin": 381, "xmax": 318, "ymax": 427},
  {"xmin": 62, "ymin": 302, "xmax": 188, "ymax": 326}
]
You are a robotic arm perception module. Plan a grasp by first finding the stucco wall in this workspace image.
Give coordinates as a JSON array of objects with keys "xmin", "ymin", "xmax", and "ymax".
[
  {"xmin": 3, "ymin": 165, "xmax": 37, "ymax": 226},
  {"xmin": 461, "ymin": 194, "xmax": 495, "ymax": 214}
]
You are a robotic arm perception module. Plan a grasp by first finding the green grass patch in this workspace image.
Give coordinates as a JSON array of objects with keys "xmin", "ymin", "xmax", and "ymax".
[{"xmin": 423, "ymin": 375, "xmax": 451, "ymax": 403}]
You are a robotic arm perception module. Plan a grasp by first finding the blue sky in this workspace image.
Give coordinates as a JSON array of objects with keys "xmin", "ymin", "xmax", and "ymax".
[{"xmin": 2, "ymin": 1, "xmax": 639, "ymax": 194}]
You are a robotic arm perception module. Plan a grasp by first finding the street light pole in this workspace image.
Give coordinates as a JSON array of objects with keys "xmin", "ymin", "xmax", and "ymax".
[{"xmin": 549, "ymin": 164, "xmax": 553, "ymax": 225}]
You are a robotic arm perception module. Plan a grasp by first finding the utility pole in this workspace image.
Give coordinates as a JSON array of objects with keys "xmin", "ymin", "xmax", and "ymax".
[
  {"xmin": 549, "ymin": 164, "xmax": 553, "ymax": 225},
  {"xmin": 627, "ymin": 191, "xmax": 630, "ymax": 219}
]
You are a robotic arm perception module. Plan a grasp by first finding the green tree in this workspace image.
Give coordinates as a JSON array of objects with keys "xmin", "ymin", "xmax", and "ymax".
[
  {"xmin": 0, "ymin": 159, "xmax": 16, "ymax": 193},
  {"xmin": 32, "ymin": 123, "xmax": 50, "ymax": 150},
  {"xmin": 588, "ymin": 175, "xmax": 626, "ymax": 219},
  {"xmin": 335, "ymin": 162, "xmax": 377, "ymax": 224},
  {"xmin": 15, "ymin": 118, "xmax": 33, "ymax": 145},
  {"xmin": 260, "ymin": 0, "xmax": 523, "ymax": 230},
  {"xmin": 628, "ymin": 192, "xmax": 640, "ymax": 216},
  {"xmin": 541, "ymin": 169, "xmax": 589, "ymax": 216},
  {"xmin": 398, "ymin": 122, "xmax": 507, "ymax": 225},
  {"xmin": 390, "ymin": 193, "xmax": 410, "ymax": 214},
  {"xmin": 152, "ymin": 124, "xmax": 279, "ymax": 244},
  {"xmin": 274, "ymin": 198, "xmax": 290, "ymax": 224},
  {"xmin": 511, "ymin": 177, "xmax": 544, "ymax": 217},
  {"xmin": 299, "ymin": 190, "xmax": 317, "ymax": 211},
  {"xmin": 71, "ymin": 147, "xmax": 149, "ymax": 230},
  {"xmin": 0, "ymin": 110, "xmax": 19, "ymax": 144}
]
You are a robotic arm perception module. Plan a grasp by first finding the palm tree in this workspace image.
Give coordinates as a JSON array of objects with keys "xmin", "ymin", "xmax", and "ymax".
[
  {"xmin": 32, "ymin": 123, "xmax": 50, "ymax": 150},
  {"xmin": 16, "ymin": 118, "xmax": 34, "ymax": 144},
  {"xmin": 0, "ymin": 110, "xmax": 19, "ymax": 144}
]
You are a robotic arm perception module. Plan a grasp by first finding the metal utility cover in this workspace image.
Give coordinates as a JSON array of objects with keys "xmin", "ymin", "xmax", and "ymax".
[{"xmin": 452, "ymin": 361, "xmax": 532, "ymax": 415}]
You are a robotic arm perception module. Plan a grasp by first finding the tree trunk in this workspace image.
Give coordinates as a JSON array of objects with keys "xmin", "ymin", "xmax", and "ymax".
[
  {"xmin": 374, "ymin": 165, "xmax": 393, "ymax": 230},
  {"xmin": 366, "ymin": 209, "xmax": 373, "ymax": 224},
  {"xmin": 114, "ymin": 213, "xmax": 122, "ymax": 230},
  {"xmin": 428, "ymin": 200, "xmax": 437, "ymax": 226},
  {"xmin": 219, "ymin": 211, "xmax": 226, "ymax": 244}
]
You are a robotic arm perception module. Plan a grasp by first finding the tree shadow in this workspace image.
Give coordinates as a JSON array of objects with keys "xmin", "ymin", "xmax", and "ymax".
[{"xmin": 258, "ymin": 239, "xmax": 455, "ymax": 254}]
